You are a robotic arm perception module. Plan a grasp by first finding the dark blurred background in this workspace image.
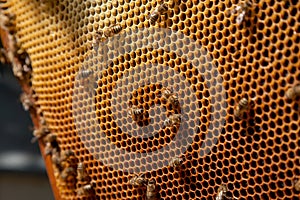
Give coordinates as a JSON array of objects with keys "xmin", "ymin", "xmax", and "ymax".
[{"xmin": 0, "ymin": 64, "xmax": 54, "ymax": 200}]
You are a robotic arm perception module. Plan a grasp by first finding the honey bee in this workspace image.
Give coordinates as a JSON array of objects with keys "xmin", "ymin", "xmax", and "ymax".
[
  {"xmin": 31, "ymin": 126, "xmax": 50, "ymax": 143},
  {"xmin": 216, "ymin": 184, "xmax": 238, "ymax": 200},
  {"xmin": 20, "ymin": 92, "xmax": 33, "ymax": 111},
  {"xmin": 60, "ymin": 166, "xmax": 76, "ymax": 181},
  {"xmin": 128, "ymin": 105, "xmax": 144, "ymax": 119},
  {"xmin": 129, "ymin": 174, "xmax": 147, "ymax": 187},
  {"xmin": 146, "ymin": 179, "xmax": 158, "ymax": 200},
  {"xmin": 78, "ymin": 69, "xmax": 94, "ymax": 80},
  {"xmin": 44, "ymin": 142, "xmax": 54, "ymax": 156},
  {"xmin": 0, "ymin": 7, "xmax": 16, "ymax": 32},
  {"xmin": 148, "ymin": 3, "xmax": 169, "ymax": 25},
  {"xmin": 169, "ymin": 156, "xmax": 183, "ymax": 168},
  {"xmin": 60, "ymin": 149, "xmax": 75, "ymax": 163},
  {"xmin": 103, "ymin": 24, "xmax": 123, "ymax": 38},
  {"xmin": 78, "ymin": 69, "xmax": 95, "ymax": 91},
  {"xmin": 234, "ymin": 97, "xmax": 249, "ymax": 119},
  {"xmin": 77, "ymin": 183, "xmax": 94, "ymax": 196},
  {"xmin": 77, "ymin": 162, "xmax": 89, "ymax": 182},
  {"xmin": 43, "ymin": 133, "xmax": 57, "ymax": 156},
  {"xmin": 285, "ymin": 85, "xmax": 300, "ymax": 99},
  {"xmin": 40, "ymin": 116, "xmax": 47, "ymax": 126},
  {"xmin": 229, "ymin": 1, "xmax": 252, "ymax": 25},
  {"xmin": 94, "ymin": 24, "xmax": 123, "ymax": 43},
  {"xmin": 51, "ymin": 148, "xmax": 61, "ymax": 166},
  {"xmin": 161, "ymin": 87, "xmax": 179, "ymax": 107},
  {"xmin": 294, "ymin": 179, "xmax": 300, "ymax": 191},
  {"xmin": 46, "ymin": 133, "xmax": 56, "ymax": 141},
  {"xmin": 164, "ymin": 114, "xmax": 181, "ymax": 128}
]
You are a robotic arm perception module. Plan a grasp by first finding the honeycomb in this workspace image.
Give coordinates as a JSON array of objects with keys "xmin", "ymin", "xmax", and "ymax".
[{"xmin": 1, "ymin": 0, "xmax": 300, "ymax": 199}]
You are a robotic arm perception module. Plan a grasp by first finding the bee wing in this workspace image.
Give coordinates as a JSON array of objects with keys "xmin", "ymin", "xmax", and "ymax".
[
  {"xmin": 163, "ymin": 118, "xmax": 170, "ymax": 128},
  {"xmin": 235, "ymin": 5, "xmax": 242, "ymax": 12},
  {"xmin": 228, "ymin": 6, "xmax": 239, "ymax": 16},
  {"xmin": 44, "ymin": 145, "xmax": 52, "ymax": 156},
  {"xmin": 236, "ymin": 11, "xmax": 245, "ymax": 25},
  {"xmin": 129, "ymin": 177, "xmax": 134, "ymax": 185},
  {"xmin": 127, "ymin": 105, "xmax": 133, "ymax": 115},
  {"xmin": 138, "ymin": 173, "xmax": 145, "ymax": 178}
]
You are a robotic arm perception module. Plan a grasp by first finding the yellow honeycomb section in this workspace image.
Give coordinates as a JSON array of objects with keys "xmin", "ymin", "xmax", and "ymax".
[{"xmin": 6, "ymin": 0, "xmax": 300, "ymax": 199}]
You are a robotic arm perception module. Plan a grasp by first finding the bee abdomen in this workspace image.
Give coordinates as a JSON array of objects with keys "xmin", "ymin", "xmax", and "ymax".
[
  {"xmin": 129, "ymin": 107, "xmax": 144, "ymax": 117},
  {"xmin": 79, "ymin": 69, "xmax": 93, "ymax": 79},
  {"xmin": 169, "ymin": 95, "xmax": 179, "ymax": 105},
  {"xmin": 104, "ymin": 24, "xmax": 123, "ymax": 38},
  {"xmin": 112, "ymin": 24, "xmax": 122, "ymax": 34},
  {"xmin": 133, "ymin": 108, "xmax": 143, "ymax": 115},
  {"xmin": 164, "ymin": 118, "xmax": 171, "ymax": 127},
  {"xmin": 238, "ymin": 98, "xmax": 248, "ymax": 108},
  {"xmin": 149, "ymin": 13, "xmax": 159, "ymax": 25},
  {"xmin": 234, "ymin": 97, "xmax": 249, "ymax": 119}
]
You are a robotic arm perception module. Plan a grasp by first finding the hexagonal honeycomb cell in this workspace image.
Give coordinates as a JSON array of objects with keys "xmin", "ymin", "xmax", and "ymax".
[{"xmin": 1, "ymin": 0, "xmax": 300, "ymax": 199}]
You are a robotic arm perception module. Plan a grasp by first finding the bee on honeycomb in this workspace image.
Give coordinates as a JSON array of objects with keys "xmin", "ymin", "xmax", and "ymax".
[
  {"xmin": 285, "ymin": 85, "xmax": 300, "ymax": 100},
  {"xmin": 129, "ymin": 174, "xmax": 147, "ymax": 187},
  {"xmin": 147, "ymin": 2, "xmax": 169, "ymax": 25},
  {"xmin": 228, "ymin": 1, "xmax": 253, "ymax": 26}
]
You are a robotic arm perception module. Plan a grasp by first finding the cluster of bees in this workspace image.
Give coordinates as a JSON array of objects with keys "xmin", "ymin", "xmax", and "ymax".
[
  {"xmin": 0, "ymin": 0, "xmax": 32, "ymax": 80},
  {"xmin": 129, "ymin": 151, "xmax": 300, "ymax": 199},
  {"xmin": 129, "ymin": 174, "xmax": 158, "ymax": 200},
  {"xmin": 76, "ymin": 162, "xmax": 95, "ymax": 196},
  {"xmin": 128, "ymin": 87, "xmax": 182, "ymax": 128},
  {"xmin": 52, "ymin": 149, "xmax": 75, "ymax": 183},
  {"xmin": 129, "ymin": 174, "xmax": 238, "ymax": 199},
  {"xmin": 161, "ymin": 87, "xmax": 182, "ymax": 128},
  {"xmin": 52, "ymin": 147, "xmax": 96, "ymax": 196},
  {"xmin": 0, "ymin": 0, "xmax": 15, "ymax": 33},
  {"xmin": 124, "ymin": 84, "xmax": 300, "ymax": 199},
  {"xmin": 128, "ymin": 153, "xmax": 242, "ymax": 199},
  {"xmin": 19, "ymin": 92, "xmax": 34, "ymax": 111},
  {"xmin": 31, "ymin": 116, "xmax": 50, "ymax": 143},
  {"xmin": 31, "ymin": 116, "xmax": 95, "ymax": 197},
  {"xmin": 126, "ymin": 152, "xmax": 186, "ymax": 199}
]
